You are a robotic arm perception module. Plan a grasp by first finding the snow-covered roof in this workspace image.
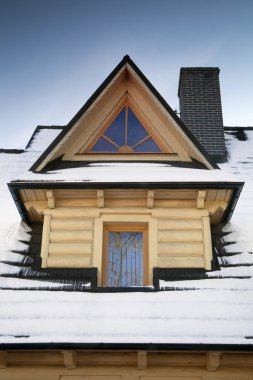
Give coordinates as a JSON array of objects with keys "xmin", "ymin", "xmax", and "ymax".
[
  {"xmin": 12, "ymin": 162, "xmax": 238, "ymax": 184},
  {"xmin": 0, "ymin": 126, "xmax": 253, "ymax": 347}
]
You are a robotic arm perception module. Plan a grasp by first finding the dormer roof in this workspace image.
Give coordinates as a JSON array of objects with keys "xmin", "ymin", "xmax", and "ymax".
[{"xmin": 30, "ymin": 55, "xmax": 219, "ymax": 172}]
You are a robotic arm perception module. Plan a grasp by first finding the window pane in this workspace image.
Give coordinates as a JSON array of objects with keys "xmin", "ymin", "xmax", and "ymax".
[
  {"xmin": 127, "ymin": 107, "xmax": 148, "ymax": 146},
  {"xmin": 90, "ymin": 137, "xmax": 118, "ymax": 152},
  {"xmin": 107, "ymin": 231, "xmax": 143, "ymax": 287},
  {"xmin": 104, "ymin": 108, "xmax": 126, "ymax": 146},
  {"xmin": 134, "ymin": 137, "xmax": 161, "ymax": 152}
]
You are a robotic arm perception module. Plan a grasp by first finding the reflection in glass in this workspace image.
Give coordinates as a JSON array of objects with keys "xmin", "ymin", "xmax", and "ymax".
[
  {"xmin": 90, "ymin": 106, "xmax": 161, "ymax": 153},
  {"xmin": 107, "ymin": 231, "xmax": 143, "ymax": 287}
]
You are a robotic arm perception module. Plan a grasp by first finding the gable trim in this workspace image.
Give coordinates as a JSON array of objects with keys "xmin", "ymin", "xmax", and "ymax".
[{"xmin": 29, "ymin": 55, "xmax": 219, "ymax": 172}]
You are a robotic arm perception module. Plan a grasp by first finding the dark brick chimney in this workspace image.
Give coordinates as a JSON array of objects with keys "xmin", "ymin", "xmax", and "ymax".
[{"xmin": 178, "ymin": 67, "xmax": 227, "ymax": 163}]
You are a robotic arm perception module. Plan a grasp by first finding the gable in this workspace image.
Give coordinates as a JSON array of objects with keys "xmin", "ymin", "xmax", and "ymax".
[{"xmin": 31, "ymin": 56, "xmax": 218, "ymax": 172}]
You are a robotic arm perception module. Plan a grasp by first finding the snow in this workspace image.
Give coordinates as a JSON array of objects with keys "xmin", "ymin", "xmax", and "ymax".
[
  {"xmin": 0, "ymin": 289, "xmax": 252, "ymax": 344},
  {"xmin": 14, "ymin": 162, "xmax": 238, "ymax": 184},
  {"xmin": 0, "ymin": 128, "xmax": 61, "ymax": 280}
]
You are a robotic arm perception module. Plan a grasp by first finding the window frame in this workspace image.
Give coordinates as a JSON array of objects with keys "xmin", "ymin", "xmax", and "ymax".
[{"xmin": 102, "ymin": 223, "xmax": 149, "ymax": 287}]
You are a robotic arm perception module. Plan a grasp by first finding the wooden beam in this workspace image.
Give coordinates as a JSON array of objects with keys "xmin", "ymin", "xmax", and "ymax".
[
  {"xmin": 97, "ymin": 190, "xmax": 104, "ymax": 208},
  {"xmin": 197, "ymin": 190, "xmax": 206, "ymax": 209},
  {"xmin": 138, "ymin": 350, "xmax": 147, "ymax": 370},
  {"xmin": 41, "ymin": 214, "xmax": 51, "ymax": 268},
  {"xmin": 62, "ymin": 350, "xmax": 77, "ymax": 369},
  {"xmin": 206, "ymin": 351, "xmax": 221, "ymax": 371},
  {"xmin": 46, "ymin": 190, "xmax": 55, "ymax": 209},
  {"xmin": 0, "ymin": 351, "xmax": 7, "ymax": 368},
  {"xmin": 147, "ymin": 190, "xmax": 154, "ymax": 209}
]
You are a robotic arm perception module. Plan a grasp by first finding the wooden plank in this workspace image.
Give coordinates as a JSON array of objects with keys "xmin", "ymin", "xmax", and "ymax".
[
  {"xmin": 206, "ymin": 189, "xmax": 218, "ymax": 201},
  {"xmin": 154, "ymin": 200, "xmax": 196, "ymax": 208},
  {"xmin": 158, "ymin": 230, "xmax": 203, "ymax": 243},
  {"xmin": 47, "ymin": 255, "xmax": 92, "ymax": 268},
  {"xmin": 24, "ymin": 189, "xmax": 37, "ymax": 201},
  {"xmin": 54, "ymin": 189, "xmax": 97, "ymax": 199},
  {"xmin": 62, "ymin": 350, "xmax": 76, "ymax": 369},
  {"xmin": 216, "ymin": 189, "xmax": 228, "ymax": 201},
  {"xmin": 44, "ymin": 207, "xmax": 100, "ymax": 218},
  {"xmin": 158, "ymin": 242, "xmax": 204, "ymax": 255},
  {"xmin": 158, "ymin": 256, "xmax": 204, "ymax": 268},
  {"xmin": 48, "ymin": 242, "xmax": 92, "ymax": 255},
  {"xmin": 152, "ymin": 208, "xmax": 209, "ymax": 218},
  {"xmin": 0, "ymin": 351, "xmax": 7, "ymax": 368},
  {"xmin": 50, "ymin": 230, "xmax": 93, "ymax": 242},
  {"xmin": 155, "ymin": 190, "xmax": 197, "ymax": 199},
  {"xmin": 56, "ymin": 199, "xmax": 98, "ymax": 207},
  {"xmin": 97, "ymin": 190, "xmax": 104, "ymax": 208},
  {"xmin": 41, "ymin": 214, "xmax": 51, "ymax": 268},
  {"xmin": 138, "ymin": 351, "xmax": 147, "ymax": 370},
  {"xmin": 225, "ymin": 189, "xmax": 233, "ymax": 202},
  {"xmin": 46, "ymin": 190, "xmax": 55, "ymax": 209},
  {"xmin": 35, "ymin": 189, "xmax": 46, "ymax": 200},
  {"xmin": 147, "ymin": 190, "xmax": 154, "ymax": 209},
  {"xmin": 105, "ymin": 199, "xmax": 147, "ymax": 207},
  {"xmin": 202, "ymin": 216, "xmax": 212, "ymax": 270},
  {"xmin": 51, "ymin": 218, "xmax": 93, "ymax": 231},
  {"xmin": 196, "ymin": 190, "xmax": 206, "ymax": 209},
  {"xmin": 206, "ymin": 351, "xmax": 221, "ymax": 371},
  {"xmin": 158, "ymin": 219, "xmax": 202, "ymax": 230},
  {"xmin": 105, "ymin": 189, "xmax": 147, "ymax": 199},
  {"xmin": 19, "ymin": 189, "xmax": 28, "ymax": 202}
]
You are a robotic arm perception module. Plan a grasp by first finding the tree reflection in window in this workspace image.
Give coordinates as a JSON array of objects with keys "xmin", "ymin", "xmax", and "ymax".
[
  {"xmin": 107, "ymin": 231, "xmax": 143, "ymax": 287},
  {"xmin": 90, "ymin": 106, "xmax": 161, "ymax": 153}
]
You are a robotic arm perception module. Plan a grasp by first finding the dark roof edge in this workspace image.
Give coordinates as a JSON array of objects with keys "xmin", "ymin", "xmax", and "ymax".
[
  {"xmin": 0, "ymin": 342, "xmax": 252, "ymax": 351},
  {"xmin": 224, "ymin": 126, "xmax": 253, "ymax": 130},
  {"xmin": 8, "ymin": 181, "xmax": 244, "ymax": 225},
  {"xmin": 29, "ymin": 55, "xmax": 218, "ymax": 172},
  {"xmin": 25, "ymin": 125, "xmax": 65, "ymax": 149},
  {"xmin": 0, "ymin": 149, "xmax": 24, "ymax": 154}
]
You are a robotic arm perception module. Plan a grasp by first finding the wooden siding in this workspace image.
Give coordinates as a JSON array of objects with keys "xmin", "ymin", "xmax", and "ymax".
[
  {"xmin": 157, "ymin": 211, "xmax": 212, "ymax": 270},
  {"xmin": 41, "ymin": 212, "xmax": 94, "ymax": 268},
  {"xmin": 1, "ymin": 349, "xmax": 253, "ymax": 379},
  {"xmin": 21, "ymin": 188, "xmax": 233, "ymax": 224},
  {"xmin": 21, "ymin": 187, "xmax": 232, "ymax": 273}
]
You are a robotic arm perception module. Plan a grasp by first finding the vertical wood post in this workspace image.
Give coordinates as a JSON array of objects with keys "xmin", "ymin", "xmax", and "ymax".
[
  {"xmin": 41, "ymin": 213, "xmax": 51, "ymax": 268},
  {"xmin": 202, "ymin": 215, "xmax": 212, "ymax": 270},
  {"xmin": 0, "ymin": 351, "xmax": 7, "ymax": 368},
  {"xmin": 206, "ymin": 351, "xmax": 221, "ymax": 371}
]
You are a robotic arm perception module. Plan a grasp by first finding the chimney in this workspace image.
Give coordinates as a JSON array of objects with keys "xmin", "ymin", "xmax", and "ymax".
[{"xmin": 178, "ymin": 67, "xmax": 227, "ymax": 163}]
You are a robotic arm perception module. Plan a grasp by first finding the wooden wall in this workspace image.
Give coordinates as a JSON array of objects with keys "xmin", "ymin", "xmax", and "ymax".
[
  {"xmin": 19, "ymin": 187, "xmax": 233, "ymax": 281},
  {"xmin": 1, "ymin": 349, "xmax": 253, "ymax": 380}
]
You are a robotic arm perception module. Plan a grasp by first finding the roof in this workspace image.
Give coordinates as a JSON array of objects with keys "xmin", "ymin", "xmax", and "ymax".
[
  {"xmin": 0, "ymin": 126, "xmax": 253, "ymax": 348},
  {"xmin": 29, "ymin": 55, "xmax": 219, "ymax": 172}
]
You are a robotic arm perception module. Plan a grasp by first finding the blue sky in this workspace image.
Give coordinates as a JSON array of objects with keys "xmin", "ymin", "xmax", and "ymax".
[{"xmin": 1, "ymin": 0, "xmax": 253, "ymax": 148}]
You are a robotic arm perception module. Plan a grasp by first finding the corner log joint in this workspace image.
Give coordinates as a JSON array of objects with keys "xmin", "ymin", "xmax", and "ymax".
[
  {"xmin": 62, "ymin": 350, "xmax": 77, "ymax": 369},
  {"xmin": 97, "ymin": 190, "xmax": 104, "ymax": 208},
  {"xmin": 46, "ymin": 190, "xmax": 55, "ymax": 209},
  {"xmin": 138, "ymin": 350, "xmax": 147, "ymax": 370},
  {"xmin": 147, "ymin": 190, "xmax": 154, "ymax": 209},
  {"xmin": 197, "ymin": 190, "xmax": 206, "ymax": 209},
  {"xmin": 206, "ymin": 351, "xmax": 221, "ymax": 371}
]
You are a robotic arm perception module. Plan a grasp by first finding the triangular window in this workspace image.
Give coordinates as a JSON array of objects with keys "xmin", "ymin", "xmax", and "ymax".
[{"xmin": 89, "ymin": 106, "xmax": 162, "ymax": 153}]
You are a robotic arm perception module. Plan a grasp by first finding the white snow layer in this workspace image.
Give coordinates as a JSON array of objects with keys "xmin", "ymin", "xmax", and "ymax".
[
  {"xmin": 0, "ymin": 289, "xmax": 252, "ymax": 344},
  {"xmin": 0, "ymin": 128, "xmax": 61, "ymax": 282},
  {"xmin": 15, "ymin": 162, "xmax": 237, "ymax": 183},
  {"xmin": 0, "ymin": 127, "xmax": 253, "ymax": 345}
]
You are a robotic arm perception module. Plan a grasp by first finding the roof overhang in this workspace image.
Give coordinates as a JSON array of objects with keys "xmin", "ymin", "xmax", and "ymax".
[{"xmin": 8, "ymin": 180, "xmax": 244, "ymax": 225}]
